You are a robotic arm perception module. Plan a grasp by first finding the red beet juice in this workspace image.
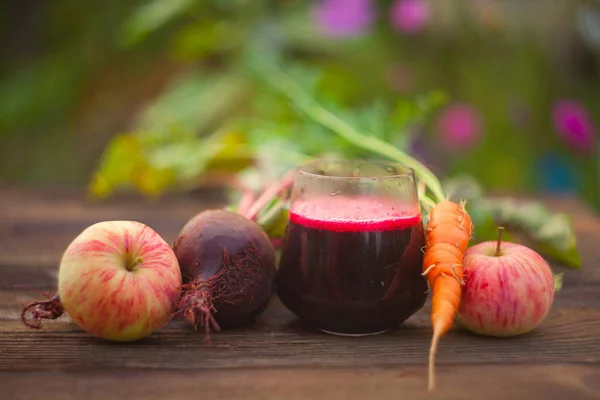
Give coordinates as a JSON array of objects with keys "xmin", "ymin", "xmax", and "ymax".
[{"xmin": 276, "ymin": 195, "xmax": 428, "ymax": 335}]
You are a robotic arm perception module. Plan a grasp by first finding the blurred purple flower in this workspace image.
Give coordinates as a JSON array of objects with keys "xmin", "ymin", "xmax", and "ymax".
[
  {"xmin": 552, "ymin": 99, "xmax": 596, "ymax": 153},
  {"xmin": 313, "ymin": 0, "xmax": 375, "ymax": 38},
  {"xmin": 390, "ymin": 0, "xmax": 430, "ymax": 34},
  {"xmin": 436, "ymin": 103, "xmax": 482, "ymax": 151}
]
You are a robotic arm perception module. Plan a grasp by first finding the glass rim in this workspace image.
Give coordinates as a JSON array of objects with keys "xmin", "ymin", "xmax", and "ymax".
[{"xmin": 296, "ymin": 157, "xmax": 416, "ymax": 180}]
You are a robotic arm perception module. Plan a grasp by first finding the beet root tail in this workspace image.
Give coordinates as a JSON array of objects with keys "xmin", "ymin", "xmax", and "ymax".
[
  {"xmin": 190, "ymin": 299, "xmax": 221, "ymax": 345},
  {"xmin": 177, "ymin": 289, "xmax": 221, "ymax": 344},
  {"xmin": 20, "ymin": 293, "xmax": 64, "ymax": 329}
]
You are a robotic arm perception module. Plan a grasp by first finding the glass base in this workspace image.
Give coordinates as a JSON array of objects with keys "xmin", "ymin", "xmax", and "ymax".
[{"xmin": 319, "ymin": 328, "xmax": 390, "ymax": 337}]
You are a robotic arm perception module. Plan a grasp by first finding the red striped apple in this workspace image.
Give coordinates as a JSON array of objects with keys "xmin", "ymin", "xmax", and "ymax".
[
  {"xmin": 58, "ymin": 220, "xmax": 182, "ymax": 341},
  {"xmin": 456, "ymin": 230, "xmax": 555, "ymax": 337}
]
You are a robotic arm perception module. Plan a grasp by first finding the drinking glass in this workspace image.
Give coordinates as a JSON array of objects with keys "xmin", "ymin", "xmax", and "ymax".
[{"xmin": 276, "ymin": 158, "xmax": 428, "ymax": 336}]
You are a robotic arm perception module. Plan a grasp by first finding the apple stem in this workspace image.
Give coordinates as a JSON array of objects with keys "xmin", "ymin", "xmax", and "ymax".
[
  {"xmin": 495, "ymin": 226, "xmax": 505, "ymax": 257},
  {"xmin": 127, "ymin": 256, "xmax": 143, "ymax": 271}
]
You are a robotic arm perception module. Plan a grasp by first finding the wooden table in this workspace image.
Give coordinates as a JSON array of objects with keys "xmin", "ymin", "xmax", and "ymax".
[{"xmin": 1, "ymin": 187, "xmax": 599, "ymax": 400}]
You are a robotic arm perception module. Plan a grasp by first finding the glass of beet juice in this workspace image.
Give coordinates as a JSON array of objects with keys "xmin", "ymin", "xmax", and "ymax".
[{"xmin": 276, "ymin": 158, "xmax": 427, "ymax": 336}]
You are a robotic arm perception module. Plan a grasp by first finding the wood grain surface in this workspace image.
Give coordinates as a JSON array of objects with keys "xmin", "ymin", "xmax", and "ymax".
[
  {"xmin": 3, "ymin": 365, "xmax": 600, "ymax": 400},
  {"xmin": 1, "ymin": 188, "xmax": 599, "ymax": 399}
]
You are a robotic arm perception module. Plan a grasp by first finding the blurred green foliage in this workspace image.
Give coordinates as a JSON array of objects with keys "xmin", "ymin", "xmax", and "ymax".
[{"xmin": 1, "ymin": 0, "xmax": 599, "ymax": 211}]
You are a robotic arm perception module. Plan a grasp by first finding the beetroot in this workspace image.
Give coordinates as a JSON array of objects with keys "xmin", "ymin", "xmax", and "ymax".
[{"xmin": 172, "ymin": 209, "xmax": 277, "ymax": 340}]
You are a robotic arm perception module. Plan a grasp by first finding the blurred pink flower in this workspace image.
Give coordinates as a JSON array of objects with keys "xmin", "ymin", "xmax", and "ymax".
[
  {"xmin": 313, "ymin": 0, "xmax": 375, "ymax": 38},
  {"xmin": 552, "ymin": 100, "xmax": 596, "ymax": 153},
  {"xmin": 436, "ymin": 103, "xmax": 482, "ymax": 150},
  {"xmin": 390, "ymin": 0, "xmax": 430, "ymax": 34}
]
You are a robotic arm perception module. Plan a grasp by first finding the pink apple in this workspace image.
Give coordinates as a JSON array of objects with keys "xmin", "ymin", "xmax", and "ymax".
[
  {"xmin": 58, "ymin": 220, "xmax": 182, "ymax": 341},
  {"xmin": 456, "ymin": 239, "xmax": 555, "ymax": 337}
]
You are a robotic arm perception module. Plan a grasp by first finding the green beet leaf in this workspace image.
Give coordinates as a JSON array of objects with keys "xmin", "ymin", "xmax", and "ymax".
[
  {"xmin": 473, "ymin": 199, "xmax": 581, "ymax": 269},
  {"xmin": 256, "ymin": 197, "xmax": 290, "ymax": 240},
  {"xmin": 443, "ymin": 175, "xmax": 581, "ymax": 269}
]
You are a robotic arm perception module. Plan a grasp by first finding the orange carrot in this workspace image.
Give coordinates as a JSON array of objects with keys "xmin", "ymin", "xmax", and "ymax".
[{"xmin": 422, "ymin": 199, "xmax": 473, "ymax": 391}]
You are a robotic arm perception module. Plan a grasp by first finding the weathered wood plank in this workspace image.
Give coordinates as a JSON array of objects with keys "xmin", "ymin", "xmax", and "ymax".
[
  {"xmin": 0, "ymin": 296, "xmax": 599, "ymax": 371},
  {"xmin": 1, "ymin": 364, "xmax": 600, "ymax": 400},
  {"xmin": 0, "ymin": 189, "xmax": 223, "ymax": 268}
]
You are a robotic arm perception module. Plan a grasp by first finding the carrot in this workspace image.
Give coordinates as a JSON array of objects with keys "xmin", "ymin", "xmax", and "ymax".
[{"xmin": 422, "ymin": 199, "xmax": 473, "ymax": 392}]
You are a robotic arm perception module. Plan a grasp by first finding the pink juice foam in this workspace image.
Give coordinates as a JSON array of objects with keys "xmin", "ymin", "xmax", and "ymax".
[{"xmin": 289, "ymin": 195, "xmax": 421, "ymax": 232}]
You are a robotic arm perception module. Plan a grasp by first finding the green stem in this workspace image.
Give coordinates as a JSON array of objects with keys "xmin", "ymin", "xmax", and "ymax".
[
  {"xmin": 256, "ymin": 197, "xmax": 287, "ymax": 228},
  {"xmin": 252, "ymin": 63, "xmax": 446, "ymax": 204},
  {"xmin": 421, "ymin": 194, "xmax": 437, "ymax": 211}
]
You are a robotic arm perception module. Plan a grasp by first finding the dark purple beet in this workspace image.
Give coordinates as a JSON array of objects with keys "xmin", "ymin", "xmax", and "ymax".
[{"xmin": 172, "ymin": 209, "xmax": 276, "ymax": 339}]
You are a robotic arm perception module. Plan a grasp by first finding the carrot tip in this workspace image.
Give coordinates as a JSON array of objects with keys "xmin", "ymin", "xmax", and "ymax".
[{"xmin": 428, "ymin": 326, "xmax": 443, "ymax": 392}]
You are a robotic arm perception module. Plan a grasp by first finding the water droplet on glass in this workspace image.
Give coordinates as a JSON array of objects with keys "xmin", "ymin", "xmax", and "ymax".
[
  {"xmin": 381, "ymin": 281, "xmax": 385, "ymax": 287},
  {"xmin": 330, "ymin": 190, "xmax": 342, "ymax": 196}
]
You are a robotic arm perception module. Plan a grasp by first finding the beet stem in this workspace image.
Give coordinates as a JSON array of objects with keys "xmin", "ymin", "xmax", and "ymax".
[
  {"xmin": 20, "ymin": 293, "xmax": 64, "ymax": 329},
  {"xmin": 237, "ymin": 190, "xmax": 257, "ymax": 216},
  {"xmin": 243, "ymin": 169, "xmax": 295, "ymax": 221}
]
